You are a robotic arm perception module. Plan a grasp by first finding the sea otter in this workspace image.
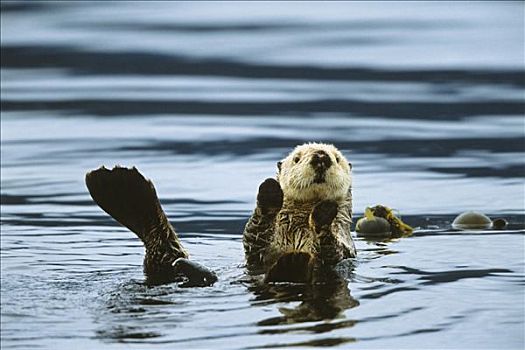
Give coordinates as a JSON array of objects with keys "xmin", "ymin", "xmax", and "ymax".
[
  {"xmin": 85, "ymin": 166, "xmax": 217, "ymax": 287},
  {"xmin": 243, "ymin": 143, "xmax": 355, "ymax": 283}
]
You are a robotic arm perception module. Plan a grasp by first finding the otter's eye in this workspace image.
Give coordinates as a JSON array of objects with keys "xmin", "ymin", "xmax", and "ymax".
[
  {"xmin": 335, "ymin": 156, "xmax": 340, "ymax": 163},
  {"xmin": 294, "ymin": 156, "xmax": 300, "ymax": 163}
]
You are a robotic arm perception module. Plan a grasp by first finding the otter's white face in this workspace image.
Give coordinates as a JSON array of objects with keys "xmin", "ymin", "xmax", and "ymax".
[{"xmin": 276, "ymin": 143, "xmax": 352, "ymax": 202}]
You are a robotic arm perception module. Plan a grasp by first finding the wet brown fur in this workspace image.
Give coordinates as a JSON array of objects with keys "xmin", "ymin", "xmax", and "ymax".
[
  {"xmin": 85, "ymin": 166, "xmax": 188, "ymax": 284},
  {"xmin": 244, "ymin": 143, "xmax": 355, "ymax": 283}
]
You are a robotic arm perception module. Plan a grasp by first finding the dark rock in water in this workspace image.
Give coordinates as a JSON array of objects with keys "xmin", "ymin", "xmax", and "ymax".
[{"xmin": 491, "ymin": 218, "xmax": 508, "ymax": 230}]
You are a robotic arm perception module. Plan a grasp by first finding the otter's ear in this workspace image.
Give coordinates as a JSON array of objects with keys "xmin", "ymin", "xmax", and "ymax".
[
  {"xmin": 348, "ymin": 162, "xmax": 352, "ymax": 170},
  {"xmin": 277, "ymin": 161, "xmax": 282, "ymax": 172}
]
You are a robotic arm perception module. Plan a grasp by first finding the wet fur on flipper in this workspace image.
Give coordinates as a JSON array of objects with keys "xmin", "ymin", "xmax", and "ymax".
[
  {"xmin": 85, "ymin": 166, "xmax": 215, "ymax": 286},
  {"xmin": 85, "ymin": 166, "xmax": 175, "ymax": 244}
]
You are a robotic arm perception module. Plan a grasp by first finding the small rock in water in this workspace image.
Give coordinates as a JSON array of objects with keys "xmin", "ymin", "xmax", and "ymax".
[
  {"xmin": 491, "ymin": 218, "xmax": 508, "ymax": 230},
  {"xmin": 452, "ymin": 211, "xmax": 492, "ymax": 230},
  {"xmin": 356, "ymin": 216, "xmax": 391, "ymax": 236}
]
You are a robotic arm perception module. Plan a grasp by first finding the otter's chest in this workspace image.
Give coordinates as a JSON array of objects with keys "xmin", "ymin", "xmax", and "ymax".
[{"xmin": 272, "ymin": 206, "xmax": 317, "ymax": 252}]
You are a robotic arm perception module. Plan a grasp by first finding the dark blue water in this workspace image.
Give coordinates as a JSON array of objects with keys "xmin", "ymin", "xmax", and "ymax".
[{"xmin": 1, "ymin": 1, "xmax": 524, "ymax": 349}]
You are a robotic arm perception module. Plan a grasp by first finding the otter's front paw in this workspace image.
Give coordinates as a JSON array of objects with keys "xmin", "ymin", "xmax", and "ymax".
[
  {"xmin": 257, "ymin": 178, "xmax": 283, "ymax": 210},
  {"xmin": 312, "ymin": 200, "xmax": 338, "ymax": 228}
]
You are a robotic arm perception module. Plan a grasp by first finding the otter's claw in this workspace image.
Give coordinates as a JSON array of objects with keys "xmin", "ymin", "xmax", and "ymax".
[
  {"xmin": 312, "ymin": 200, "xmax": 338, "ymax": 228},
  {"xmin": 257, "ymin": 178, "xmax": 283, "ymax": 211},
  {"xmin": 172, "ymin": 258, "xmax": 218, "ymax": 287}
]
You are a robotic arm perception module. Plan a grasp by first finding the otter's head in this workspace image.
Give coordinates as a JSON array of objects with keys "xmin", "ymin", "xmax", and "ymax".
[{"xmin": 276, "ymin": 143, "xmax": 352, "ymax": 202}]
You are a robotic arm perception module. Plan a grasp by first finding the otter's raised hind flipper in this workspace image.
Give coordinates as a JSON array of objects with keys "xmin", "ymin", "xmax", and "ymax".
[{"xmin": 85, "ymin": 166, "xmax": 216, "ymax": 286}]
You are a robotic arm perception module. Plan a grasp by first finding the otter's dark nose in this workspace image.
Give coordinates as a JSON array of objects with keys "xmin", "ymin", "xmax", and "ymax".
[{"xmin": 310, "ymin": 150, "xmax": 332, "ymax": 170}]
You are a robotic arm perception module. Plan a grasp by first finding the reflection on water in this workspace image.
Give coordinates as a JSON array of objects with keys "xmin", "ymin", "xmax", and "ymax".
[
  {"xmin": 252, "ymin": 280, "xmax": 358, "ymax": 326},
  {"xmin": 1, "ymin": 1, "xmax": 524, "ymax": 350}
]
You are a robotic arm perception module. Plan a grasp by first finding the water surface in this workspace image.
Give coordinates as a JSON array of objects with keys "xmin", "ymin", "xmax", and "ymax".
[{"xmin": 1, "ymin": 2, "xmax": 524, "ymax": 349}]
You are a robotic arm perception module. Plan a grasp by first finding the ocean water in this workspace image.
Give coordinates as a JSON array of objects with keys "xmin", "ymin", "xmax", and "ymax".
[{"xmin": 1, "ymin": 1, "xmax": 524, "ymax": 349}]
